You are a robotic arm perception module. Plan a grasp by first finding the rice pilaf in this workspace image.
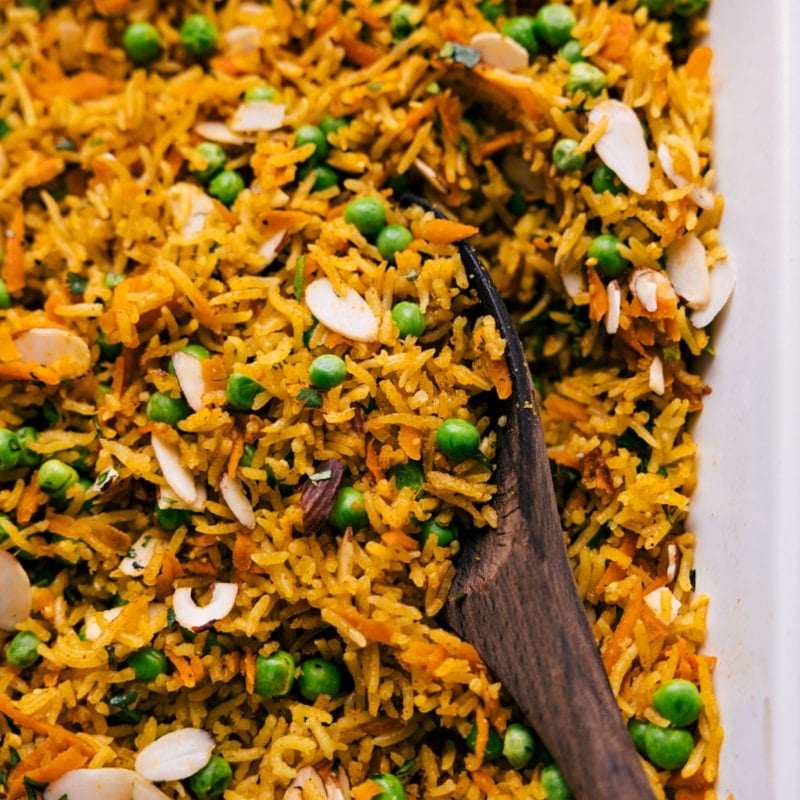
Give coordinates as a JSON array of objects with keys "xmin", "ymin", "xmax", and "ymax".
[{"xmin": 0, "ymin": 1, "xmax": 729, "ymax": 799}]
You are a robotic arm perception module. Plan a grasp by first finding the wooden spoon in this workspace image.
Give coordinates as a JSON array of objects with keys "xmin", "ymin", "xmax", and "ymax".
[{"xmin": 405, "ymin": 196, "xmax": 654, "ymax": 799}]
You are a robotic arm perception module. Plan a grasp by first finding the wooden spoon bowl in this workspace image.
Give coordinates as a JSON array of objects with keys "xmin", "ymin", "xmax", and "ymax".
[{"xmin": 405, "ymin": 196, "xmax": 654, "ymax": 800}]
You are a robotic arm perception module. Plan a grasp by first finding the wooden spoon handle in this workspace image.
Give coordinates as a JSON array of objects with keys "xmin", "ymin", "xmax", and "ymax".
[{"xmin": 403, "ymin": 196, "xmax": 653, "ymax": 799}]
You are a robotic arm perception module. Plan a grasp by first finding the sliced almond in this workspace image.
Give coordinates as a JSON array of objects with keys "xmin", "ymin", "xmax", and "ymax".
[
  {"xmin": 0, "ymin": 550, "xmax": 32, "ymax": 630},
  {"xmin": 605, "ymin": 279, "xmax": 621, "ymax": 335},
  {"xmin": 666, "ymin": 234, "xmax": 711, "ymax": 309},
  {"xmin": 258, "ymin": 230, "xmax": 287, "ymax": 267},
  {"xmin": 657, "ymin": 142, "xmax": 715, "ymax": 210},
  {"xmin": 690, "ymin": 257, "xmax": 736, "ymax": 329},
  {"xmin": 158, "ymin": 483, "xmax": 206, "ymax": 514},
  {"xmin": 172, "ymin": 583, "xmax": 238, "ymax": 630},
  {"xmin": 172, "ymin": 351, "xmax": 209, "ymax": 412},
  {"xmin": 151, "ymin": 433, "xmax": 197, "ymax": 506},
  {"xmin": 666, "ymin": 542, "xmax": 680, "ymax": 583},
  {"xmin": 288, "ymin": 766, "xmax": 327, "ymax": 796},
  {"xmin": 132, "ymin": 776, "xmax": 172, "ymax": 800},
  {"xmin": 230, "ymin": 100, "xmax": 287, "ymax": 132},
  {"xmin": 305, "ymin": 278, "xmax": 379, "ymax": 342},
  {"xmin": 219, "ymin": 473, "xmax": 256, "ymax": 529},
  {"xmin": 223, "ymin": 24, "xmax": 262, "ymax": 54},
  {"xmin": 631, "ymin": 268, "xmax": 676, "ymax": 314},
  {"xmin": 644, "ymin": 586, "xmax": 681, "ymax": 623},
  {"xmin": 649, "ymin": 355, "xmax": 665, "ymax": 396},
  {"xmin": 119, "ymin": 533, "xmax": 158, "ymax": 577},
  {"xmin": 84, "ymin": 606, "xmax": 122, "ymax": 641},
  {"xmin": 13, "ymin": 328, "xmax": 91, "ymax": 380},
  {"xmin": 470, "ymin": 32, "xmax": 529, "ymax": 73},
  {"xmin": 193, "ymin": 121, "xmax": 255, "ymax": 146},
  {"xmin": 43, "ymin": 768, "xmax": 137, "ymax": 800},
  {"xmin": 135, "ymin": 728, "xmax": 215, "ymax": 782},
  {"xmin": 324, "ymin": 768, "xmax": 351, "ymax": 800},
  {"xmin": 170, "ymin": 183, "xmax": 216, "ymax": 237},
  {"xmin": 588, "ymin": 100, "xmax": 651, "ymax": 195},
  {"xmin": 561, "ymin": 268, "xmax": 585, "ymax": 299}
]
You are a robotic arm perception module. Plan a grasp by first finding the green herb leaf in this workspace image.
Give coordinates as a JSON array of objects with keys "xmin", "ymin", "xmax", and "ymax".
[
  {"xmin": 66, "ymin": 272, "xmax": 88, "ymax": 295},
  {"xmin": 296, "ymin": 387, "xmax": 322, "ymax": 408},
  {"xmin": 293, "ymin": 255, "xmax": 306, "ymax": 300},
  {"xmin": 439, "ymin": 42, "xmax": 481, "ymax": 68}
]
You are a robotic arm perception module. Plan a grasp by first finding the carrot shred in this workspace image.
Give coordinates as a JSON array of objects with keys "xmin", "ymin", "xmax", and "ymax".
[
  {"xmin": 470, "ymin": 767, "xmax": 497, "ymax": 796},
  {"xmin": 30, "ymin": 157, "xmax": 66, "ymax": 187},
  {"xmin": 84, "ymin": 20, "xmax": 110, "ymax": 54},
  {"xmin": 93, "ymin": 0, "xmax": 133, "ymax": 13},
  {"xmin": 594, "ymin": 531, "xmax": 638, "ymax": 595},
  {"xmin": 421, "ymin": 217, "xmax": 479, "ymax": 245},
  {"xmin": 686, "ymin": 45, "xmax": 713, "ymax": 80},
  {"xmin": 602, "ymin": 577, "xmax": 644, "ymax": 671},
  {"xmin": 29, "ymin": 71, "xmax": 121, "ymax": 102},
  {"xmin": 472, "ymin": 705, "xmax": 490, "ymax": 762},
  {"xmin": 228, "ymin": 436, "xmax": 244, "ymax": 480},
  {"xmin": 315, "ymin": 3, "xmax": 339, "ymax": 35},
  {"xmin": 0, "ymin": 362, "xmax": 61, "ymax": 385},
  {"xmin": 478, "ymin": 129, "xmax": 524, "ymax": 158},
  {"xmin": 334, "ymin": 606, "xmax": 396, "ymax": 645},
  {"xmin": 352, "ymin": 780, "xmax": 383, "ymax": 800},
  {"xmin": 7, "ymin": 745, "xmax": 89, "ymax": 800},
  {"xmin": 542, "ymin": 393, "xmax": 589, "ymax": 423},
  {"xmin": 381, "ymin": 530, "xmax": 419, "ymax": 550},
  {"xmin": 398, "ymin": 425, "xmax": 423, "ymax": 460},
  {"xmin": 242, "ymin": 649, "xmax": 256, "ymax": 694},
  {"xmin": 365, "ymin": 438, "xmax": 384, "ymax": 482},
  {"xmin": 354, "ymin": 0, "xmax": 386, "ymax": 29},
  {"xmin": 600, "ymin": 13, "xmax": 634, "ymax": 62},
  {"xmin": 404, "ymin": 96, "xmax": 437, "ymax": 131},
  {"xmin": 335, "ymin": 30, "xmax": 382, "ymax": 67},
  {"xmin": 587, "ymin": 267, "xmax": 608, "ymax": 322},
  {"xmin": 233, "ymin": 532, "xmax": 256, "ymax": 571},
  {"xmin": 155, "ymin": 550, "xmax": 185, "ymax": 600},
  {"xmin": 4, "ymin": 206, "xmax": 25, "ymax": 294},
  {"xmin": 0, "ymin": 695, "xmax": 94, "ymax": 754}
]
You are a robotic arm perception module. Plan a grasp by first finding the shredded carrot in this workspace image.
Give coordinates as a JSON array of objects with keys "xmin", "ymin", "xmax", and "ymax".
[
  {"xmin": 261, "ymin": 209, "xmax": 313, "ymax": 233},
  {"xmin": 381, "ymin": 530, "xmax": 419, "ymax": 550},
  {"xmin": 315, "ymin": 3, "xmax": 339, "ymax": 35},
  {"xmin": 587, "ymin": 266, "xmax": 608, "ymax": 322},
  {"xmin": 30, "ymin": 157, "xmax": 66, "ymax": 187},
  {"xmin": 398, "ymin": 425, "xmax": 423, "ymax": 460},
  {"xmin": 594, "ymin": 532, "xmax": 638, "ymax": 595},
  {"xmin": 233, "ymin": 532, "xmax": 256, "ymax": 571},
  {"xmin": 228, "ymin": 436, "xmax": 244, "ymax": 480},
  {"xmin": 15, "ymin": 476, "xmax": 43, "ymax": 526},
  {"xmin": 542, "ymin": 393, "xmax": 590, "ymax": 423},
  {"xmin": 0, "ymin": 326, "xmax": 19, "ymax": 361},
  {"xmin": 473, "ymin": 63, "xmax": 546, "ymax": 121},
  {"xmin": 364, "ymin": 438, "xmax": 384, "ymax": 482},
  {"xmin": 472, "ymin": 705, "xmax": 490, "ymax": 762},
  {"xmin": 155, "ymin": 550, "xmax": 185, "ymax": 600},
  {"xmin": 602, "ymin": 577, "xmax": 644, "ymax": 671},
  {"xmin": 93, "ymin": 0, "xmax": 133, "ymax": 13},
  {"xmin": 0, "ymin": 695, "xmax": 94, "ymax": 754},
  {"xmin": 334, "ymin": 606, "xmax": 396, "ymax": 645},
  {"xmin": 469, "ymin": 767, "xmax": 497, "ymax": 796},
  {"xmin": 44, "ymin": 287, "xmax": 70, "ymax": 320},
  {"xmin": 4, "ymin": 205, "xmax": 25, "ymax": 294},
  {"xmin": 421, "ymin": 217, "xmax": 479, "ymax": 245},
  {"xmin": 600, "ymin": 13, "xmax": 634, "ymax": 62},
  {"xmin": 0, "ymin": 362, "xmax": 60, "ymax": 385},
  {"xmin": 29, "ymin": 71, "xmax": 121, "ymax": 102},
  {"xmin": 84, "ymin": 20, "xmax": 110, "ymax": 55},
  {"xmin": 354, "ymin": 0, "xmax": 386, "ymax": 29},
  {"xmin": 478, "ymin": 129, "xmax": 524, "ymax": 158},
  {"xmin": 351, "ymin": 780, "xmax": 383, "ymax": 800},
  {"xmin": 166, "ymin": 651, "xmax": 204, "ymax": 688},
  {"xmin": 242, "ymin": 649, "xmax": 256, "ymax": 694},
  {"xmin": 404, "ymin": 96, "xmax": 437, "ymax": 131},
  {"xmin": 335, "ymin": 30, "xmax": 382, "ymax": 67},
  {"xmin": 686, "ymin": 45, "xmax": 713, "ymax": 80},
  {"xmin": 7, "ymin": 745, "xmax": 89, "ymax": 800}
]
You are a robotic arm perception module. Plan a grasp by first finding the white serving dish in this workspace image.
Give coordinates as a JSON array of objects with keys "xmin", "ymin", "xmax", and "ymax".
[{"xmin": 695, "ymin": 1, "xmax": 800, "ymax": 796}]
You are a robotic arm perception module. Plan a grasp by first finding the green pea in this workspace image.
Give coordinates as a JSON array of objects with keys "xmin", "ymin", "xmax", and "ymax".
[
  {"xmin": 167, "ymin": 343, "xmax": 211, "ymax": 375},
  {"xmin": 502, "ymin": 722, "xmax": 537, "ymax": 769},
  {"xmin": 386, "ymin": 461, "xmax": 424, "ymax": 493},
  {"xmin": 391, "ymin": 301, "xmax": 426, "ymax": 338},
  {"xmin": 591, "ymin": 164, "xmax": 625, "ymax": 195},
  {"xmin": 390, "ymin": 3, "xmax": 416, "ymax": 39},
  {"xmin": 309, "ymin": 354, "xmax": 347, "ymax": 390},
  {"xmin": 501, "ymin": 16, "xmax": 539, "ymax": 57},
  {"xmin": 535, "ymin": 3, "xmax": 577, "ymax": 47},
  {"xmin": 155, "ymin": 503, "xmax": 191, "ymax": 531},
  {"xmin": 566, "ymin": 61, "xmax": 607, "ymax": 96},
  {"xmin": 478, "ymin": 0, "xmax": 507, "ymax": 23},
  {"xmin": 377, "ymin": 225, "xmax": 414, "ymax": 264},
  {"xmin": 0, "ymin": 277, "xmax": 10, "ymax": 309},
  {"xmin": 508, "ymin": 189, "xmax": 528, "ymax": 217},
  {"xmin": 104, "ymin": 273, "xmax": 124, "ymax": 289},
  {"xmin": 297, "ymin": 657, "xmax": 342, "ymax": 701},
  {"xmin": 643, "ymin": 724, "xmax": 695, "ymax": 770},
  {"xmin": 295, "ymin": 124, "xmax": 328, "ymax": 164},
  {"xmin": 319, "ymin": 114, "xmax": 348, "ymax": 139},
  {"xmin": 98, "ymin": 330, "xmax": 122, "ymax": 361},
  {"xmin": 15, "ymin": 426, "xmax": 40, "ymax": 468},
  {"xmin": 552, "ymin": 138, "xmax": 586, "ymax": 172},
  {"xmin": 193, "ymin": 142, "xmax": 227, "ymax": 183},
  {"xmin": 0, "ymin": 429, "xmax": 21, "ymax": 471},
  {"xmin": 653, "ymin": 679, "xmax": 703, "ymax": 727},
  {"xmin": 540, "ymin": 764, "xmax": 573, "ymax": 799},
  {"xmin": 465, "ymin": 724, "xmax": 503, "ymax": 761},
  {"xmin": 558, "ymin": 39, "xmax": 584, "ymax": 63},
  {"xmin": 254, "ymin": 650, "xmax": 295, "ymax": 698},
  {"xmin": 245, "ymin": 85, "xmax": 282, "ymax": 102},
  {"xmin": 369, "ymin": 773, "xmax": 407, "ymax": 800},
  {"xmin": 208, "ymin": 169, "xmax": 246, "ymax": 207},
  {"xmin": 299, "ymin": 163, "xmax": 339, "ymax": 192},
  {"xmin": 38, "ymin": 459, "xmax": 79, "ymax": 495},
  {"xmin": 127, "ymin": 646, "xmax": 169, "ymax": 681},
  {"xmin": 180, "ymin": 14, "xmax": 219, "ymax": 58},
  {"xmin": 329, "ymin": 486, "xmax": 368, "ymax": 532},
  {"xmin": 420, "ymin": 519, "xmax": 457, "ymax": 547},
  {"xmin": 343, "ymin": 197, "xmax": 386, "ymax": 239},
  {"xmin": 123, "ymin": 22, "xmax": 162, "ymax": 66},
  {"xmin": 146, "ymin": 392, "xmax": 191, "ymax": 426},
  {"xmin": 587, "ymin": 233, "xmax": 630, "ymax": 279},
  {"xmin": 188, "ymin": 754, "xmax": 233, "ymax": 800},
  {"xmin": 436, "ymin": 418, "xmax": 481, "ymax": 461},
  {"xmin": 6, "ymin": 630, "xmax": 41, "ymax": 668},
  {"xmin": 627, "ymin": 718, "xmax": 649, "ymax": 755},
  {"xmin": 226, "ymin": 373, "xmax": 265, "ymax": 411}
]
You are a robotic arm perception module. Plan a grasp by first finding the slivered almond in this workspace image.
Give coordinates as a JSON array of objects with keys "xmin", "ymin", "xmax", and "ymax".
[
  {"xmin": 158, "ymin": 483, "xmax": 206, "ymax": 514},
  {"xmin": 0, "ymin": 550, "xmax": 32, "ymax": 630},
  {"xmin": 657, "ymin": 142, "xmax": 715, "ymax": 209},
  {"xmin": 605, "ymin": 280, "xmax": 621, "ymax": 334},
  {"xmin": 561, "ymin": 268, "xmax": 585, "ymax": 299},
  {"xmin": 135, "ymin": 728, "xmax": 215, "ymax": 782},
  {"xmin": 258, "ymin": 229, "xmax": 287, "ymax": 267},
  {"xmin": 13, "ymin": 328, "xmax": 91, "ymax": 380},
  {"xmin": 151, "ymin": 433, "xmax": 197, "ymax": 506},
  {"xmin": 170, "ymin": 183, "xmax": 215, "ymax": 237},
  {"xmin": 172, "ymin": 351, "xmax": 209, "ymax": 412},
  {"xmin": 666, "ymin": 234, "xmax": 711, "ymax": 309},
  {"xmin": 119, "ymin": 533, "xmax": 158, "ymax": 577},
  {"xmin": 631, "ymin": 268, "xmax": 676, "ymax": 313},
  {"xmin": 219, "ymin": 473, "xmax": 256, "ymax": 529},
  {"xmin": 305, "ymin": 278, "xmax": 379, "ymax": 342},
  {"xmin": 172, "ymin": 583, "xmax": 238, "ymax": 631},
  {"xmin": 230, "ymin": 100, "xmax": 286, "ymax": 132},
  {"xmin": 644, "ymin": 586, "xmax": 681, "ymax": 622},
  {"xmin": 223, "ymin": 24, "xmax": 262, "ymax": 54},
  {"xmin": 43, "ymin": 768, "xmax": 137, "ymax": 800},
  {"xmin": 649, "ymin": 355, "xmax": 665, "ymax": 395},
  {"xmin": 194, "ymin": 121, "xmax": 254, "ymax": 146},
  {"xmin": 470, "ymin": 32, "xmax": 529, "ymax": 72},
  {"xmin": 588, "ymin": 100, "xmax": 651, "ymax": 195},
  {"xmin": 690, "ymin": 257, "xmax": 736, "ymax": 328}
]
